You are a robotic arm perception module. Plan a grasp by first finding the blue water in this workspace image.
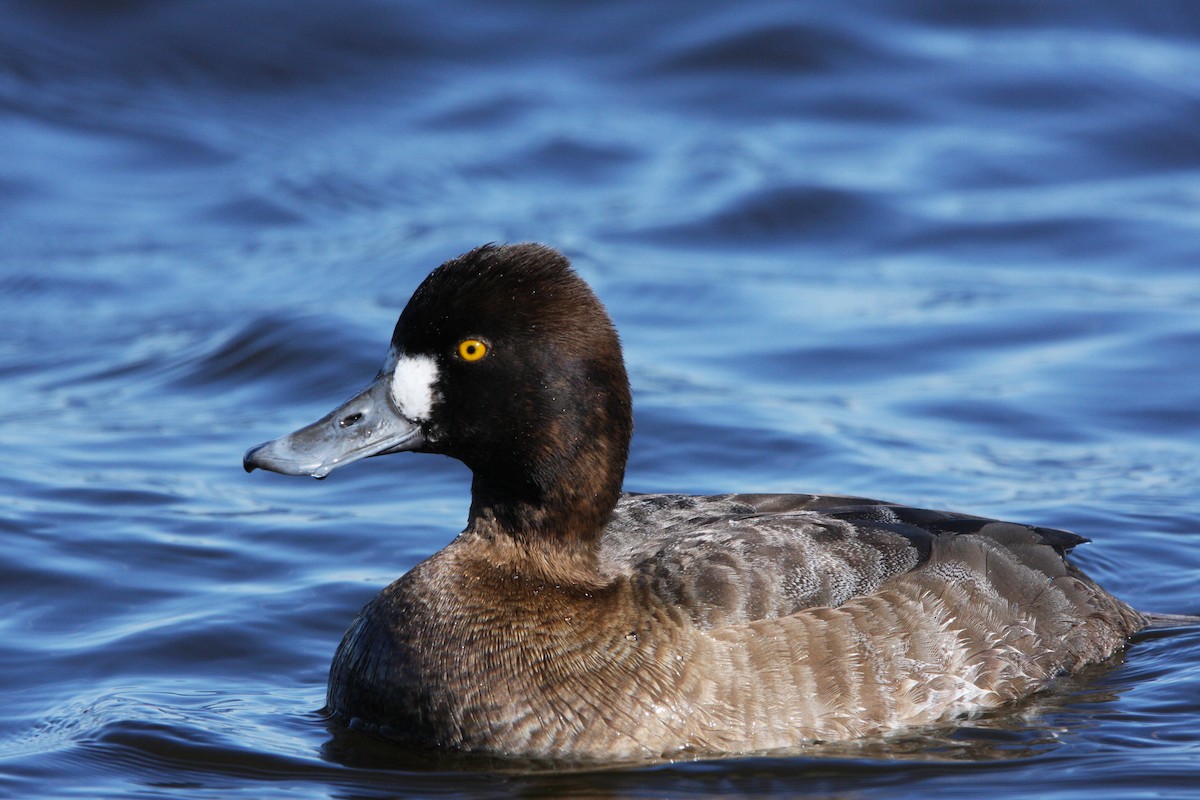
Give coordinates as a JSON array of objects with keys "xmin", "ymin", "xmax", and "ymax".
[{"xmin": 3, "ymin": 1, "xmax": 1200, "ymax": 797}]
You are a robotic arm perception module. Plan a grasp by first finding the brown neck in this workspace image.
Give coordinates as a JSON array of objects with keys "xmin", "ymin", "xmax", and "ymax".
[{"xmin": 465, "ymin": 427, "xmax": 627, "ymax": 574}]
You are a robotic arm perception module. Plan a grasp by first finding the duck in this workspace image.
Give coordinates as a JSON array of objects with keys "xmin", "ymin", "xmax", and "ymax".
[{"xmin": 244, "ymin": 242, "xmax": 1179, "ymax": 760}]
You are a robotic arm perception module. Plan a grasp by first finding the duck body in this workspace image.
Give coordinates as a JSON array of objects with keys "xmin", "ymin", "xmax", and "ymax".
[
  {"xmin": 326, "ymin": 493, "xmax": 1144, "ymax": 758},
  {"xmin": 245, "ymin": 243, "xmax": 1161, "ymax": 760}
]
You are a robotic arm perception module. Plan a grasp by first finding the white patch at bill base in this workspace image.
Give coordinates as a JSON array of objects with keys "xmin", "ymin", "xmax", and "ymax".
[{"xmin": 389, "ymin": 354, "xmax": 439, "ymax": 421}]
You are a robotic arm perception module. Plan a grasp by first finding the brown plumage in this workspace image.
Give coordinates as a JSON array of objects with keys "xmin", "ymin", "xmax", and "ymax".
[{"xmin": 244, "ymin": 243, "xmax": 1181, "ymax": 760}]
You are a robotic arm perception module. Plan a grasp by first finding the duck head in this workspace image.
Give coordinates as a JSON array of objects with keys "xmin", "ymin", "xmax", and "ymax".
[{"xmin": 244, "ymin": 243, "xmax": 633, "ymax": 545}]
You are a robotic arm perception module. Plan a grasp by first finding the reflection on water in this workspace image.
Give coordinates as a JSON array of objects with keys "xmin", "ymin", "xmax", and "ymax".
[{"xmin": 2, "ymin": 0, "xmax": 1199, "ymax": 797}]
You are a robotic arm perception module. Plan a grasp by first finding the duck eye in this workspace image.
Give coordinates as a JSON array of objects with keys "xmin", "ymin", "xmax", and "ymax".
[{"xmin": 457, "ymin": 339, "xmax": 488, "ymax": 362}]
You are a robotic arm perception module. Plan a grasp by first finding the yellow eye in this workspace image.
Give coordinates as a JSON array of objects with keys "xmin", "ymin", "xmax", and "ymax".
[{"xmin": 457, "ymin": 338, "xmax": 488, "ymax": 362}]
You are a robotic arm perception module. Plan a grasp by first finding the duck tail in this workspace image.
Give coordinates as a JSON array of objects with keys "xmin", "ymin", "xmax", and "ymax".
[{"xmin": 1139, "ymin": 611, "xmax": 1200, "ymax": 630}]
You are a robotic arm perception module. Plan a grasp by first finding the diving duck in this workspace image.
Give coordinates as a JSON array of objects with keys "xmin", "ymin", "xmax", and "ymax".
[{"xmin": 245, "ymin": 243, "xmax": 1174, "ymax": 760}]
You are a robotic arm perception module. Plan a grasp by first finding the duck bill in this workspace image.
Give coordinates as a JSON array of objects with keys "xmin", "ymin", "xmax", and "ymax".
[{"xmin": 242, "ymin": 374, "xmax": 424, "ymax": 479}]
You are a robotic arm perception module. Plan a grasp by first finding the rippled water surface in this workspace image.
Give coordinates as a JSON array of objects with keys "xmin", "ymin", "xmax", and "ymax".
[{"xmin": 3, "ymin": 1, "xmax": 1200, "ymax": 797}]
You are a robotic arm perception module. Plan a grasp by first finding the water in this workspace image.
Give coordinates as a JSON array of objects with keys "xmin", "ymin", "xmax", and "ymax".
[{"xmin": 2, "ymin": 1, "xmax": 1199, "ymax": 797}]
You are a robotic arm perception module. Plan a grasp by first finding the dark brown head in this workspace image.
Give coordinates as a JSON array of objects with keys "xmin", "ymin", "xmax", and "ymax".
[{"xmin": 244, "ymin": 243, "xmax": 633, "ymax": 551}]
